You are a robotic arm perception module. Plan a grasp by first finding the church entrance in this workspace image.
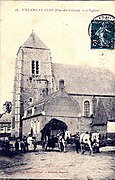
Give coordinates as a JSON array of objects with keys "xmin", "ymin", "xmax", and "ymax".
[{"xmin": 41, "ymin": 118, "xmax": 68, "ymax": 150}]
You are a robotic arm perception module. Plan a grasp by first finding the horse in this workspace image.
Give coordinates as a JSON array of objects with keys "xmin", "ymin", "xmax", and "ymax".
[
  {"xmin": 80, "ymin": 132, "xmax": 93, "ymax": 155},
  {"xmin": 91, "ymin": 132, "xmax": 100, "ymax": 153},
  {"xmin": 42, "ymin": 135, "xmax": 57, "ymax": 151},
  {"xmin": 42, "ymin": 132, "xmax": 66, "ymax": 152}
]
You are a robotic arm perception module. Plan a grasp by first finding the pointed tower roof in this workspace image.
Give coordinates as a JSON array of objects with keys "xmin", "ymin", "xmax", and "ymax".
[{"xmin": 22, "ymin": 31, "xmax": 49, "ymax": 50}]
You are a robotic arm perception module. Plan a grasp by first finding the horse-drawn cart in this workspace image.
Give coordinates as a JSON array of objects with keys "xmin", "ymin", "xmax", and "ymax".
[{"xmin": 41, "ymin": 118, "xmax": 68, "ymax": 151}]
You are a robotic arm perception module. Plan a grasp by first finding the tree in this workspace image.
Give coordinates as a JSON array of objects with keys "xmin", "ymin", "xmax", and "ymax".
[{"xmin": 3, "ymin": 101, "xmax": 12, "ymax": 113}]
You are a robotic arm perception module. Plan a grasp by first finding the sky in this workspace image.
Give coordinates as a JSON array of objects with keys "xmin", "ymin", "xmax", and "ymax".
[{"xmin": 0, "ymin": 1, "xmax": 115, "ymax": 112}]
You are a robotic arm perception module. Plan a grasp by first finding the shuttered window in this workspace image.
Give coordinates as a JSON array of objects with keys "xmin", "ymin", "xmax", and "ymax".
[
  {"xmin": 32, "ymin": 60, "xmax": 35, "ymax": 74},
  {"xmin": 31, "ymin": 60, "xmax": 40, "ymax": 75}
]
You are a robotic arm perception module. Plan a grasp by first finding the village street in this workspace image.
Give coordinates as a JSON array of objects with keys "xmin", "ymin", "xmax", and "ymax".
[{"xmin": 0, "ymin": 146, "xmax": 115, "ymax": 180}]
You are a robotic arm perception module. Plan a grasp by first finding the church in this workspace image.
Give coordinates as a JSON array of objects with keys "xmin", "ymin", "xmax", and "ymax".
[{"xmin": 11, "ymin": 31, "xmax": 115, "ymax": 139}]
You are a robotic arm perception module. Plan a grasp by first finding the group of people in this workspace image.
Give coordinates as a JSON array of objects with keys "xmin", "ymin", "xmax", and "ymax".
[
  {"xmin": 41, "ymin": 131, "xmax": 100, "ymax": 154},
  {"xmin": 0, "ymin": 136, "xmax": 11, "ymax": 151},
  {"xmin": 1, "ymin": 131, "xmax": 100, "ymax": 154},
  {"xmin": 15, "ymin": 134, "xmax": 37, "ymax": 153},
  {"xmin": 42, "ymin": 133, "xmax": 66, "ymax": 152},
  {"xmin": 74, "ymin": 131, "xmax": 100, "ymax": 154},
  {"xmin": 56, "ymin": 131, "xmax": 100, "ymax": 154}
]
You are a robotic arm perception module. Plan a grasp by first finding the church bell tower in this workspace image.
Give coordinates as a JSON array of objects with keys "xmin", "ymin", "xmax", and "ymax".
[{"xmin": 12, "ymin": 31, "xmax": 54, "ymax": 137}]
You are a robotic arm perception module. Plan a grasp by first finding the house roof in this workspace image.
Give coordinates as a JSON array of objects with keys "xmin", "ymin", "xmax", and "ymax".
[
  {"xmin": 101, "ymin": 98, "xmax": 115, "ymax": 121},
  {"xmin": 26, "ymin": 88, "xmax": 79, "ymax": 109},
  {"xmin": 24, "ymin": 88, "xmax": 81, "ymax": 120},
  {"xmin": 92, "ymin": 97, "xmax": 115, "ymax": 126},
  {"xmin": 0, "ymin": 113, "xmax": 5, "ymax": 118},
  {"xmin": 0, "ymin": 113, "xmax": 11, "ymax": 123},
  {"xmin": 22, "ymin": 32, "xmax": 49, "ymax": 50},
  {"xmin": 52, "ymin": 63, "xmax": 115, "ymax": 96},
  {"xmin": 27, "ymin": 91, "xmax": 58, "ymax": 109}
]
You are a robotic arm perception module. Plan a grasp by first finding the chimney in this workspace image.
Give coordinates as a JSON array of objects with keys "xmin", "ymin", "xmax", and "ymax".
[{"xmin": 59, "ymin": 79, "xmax": 64, "ymax": 91}]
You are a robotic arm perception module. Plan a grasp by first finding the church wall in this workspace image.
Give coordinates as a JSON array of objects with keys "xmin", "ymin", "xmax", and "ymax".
[
  {"xmin": 91, "ymin": 125, "xmax": 107, "ymax": 134},
  {"xmin": 71, "ymin": 95, "xmax": 102, "ymax": 117},
  {"xmin": 71, "ymin": 95, "xmax": 93, "ymax": 116},
  {"xmin": 23, "ymin": 115, "xmax": 79, "ymax": 140},
  {"xmin": 34, "ymin": 94, "xmax": 91, "ymax": 135},
  {"xmin": 16, "ymin": 47, "xmax": 53, "ymax": 110},
  {"xmin": 23, "ymin": 89, "xmax": 94, "ymax": 140},
  {"xmin": 44, "ymin": 94, "xmax": 80, "ymax": 133},
  {"xmin": 21, "ymin": 48, "xmax": 52, "ymax": 77},
  {"xmin": 23, "ymin": 116, "xmax": 44, "ymax": 140},
  {"xmin": 23, "ymin": 118, "xmax": 31, "ymax": 136},
  {"xmin": 44, "ymin": 116, "xmax": 79, "ymax": 135},
  {"xmin": 22, "ymin": 92, "xmax": 81, "ymax": 137},
  {"xmin": 79, "ymin": 117, "xmax": 92, "ymax": 133},
  {"xmin": 42, "ymin": 116, "xmax": 92, "ymax": 135},
  {"xmin": 23, "ymin": 115, "xmax": 92, "ymax": 141}
]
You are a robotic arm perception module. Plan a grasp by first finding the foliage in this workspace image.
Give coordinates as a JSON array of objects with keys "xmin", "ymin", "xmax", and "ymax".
[{"xmin": 3, "ymin": 101, "xmax": 12, "ymax": 113}]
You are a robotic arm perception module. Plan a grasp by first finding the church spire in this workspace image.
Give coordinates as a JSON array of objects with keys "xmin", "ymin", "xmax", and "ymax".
[{"xmin": 22, "ymin": 31, "xmax": 49, "ymax": 50}]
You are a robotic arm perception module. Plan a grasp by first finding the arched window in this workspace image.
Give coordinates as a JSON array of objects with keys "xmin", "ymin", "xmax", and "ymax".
[{"xmin": 84, "ymin": 101, "xmax": 90, "ymax": 117}]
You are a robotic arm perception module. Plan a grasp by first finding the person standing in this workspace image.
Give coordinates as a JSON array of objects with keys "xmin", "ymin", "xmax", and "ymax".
[
  {"xmin": 15, "ymin": 138, "xmax": 19, "ymax": 152},
  {"xmin": 23, "ymin": 136, "xmax": 28, "ymax": 152},
  {"xmin": 27, "ymin": 134, "xmax": 34, "ymax": 151},
  {"xmin": 74, "ymin": 132, "xmax": 80, "ymax": 153}
]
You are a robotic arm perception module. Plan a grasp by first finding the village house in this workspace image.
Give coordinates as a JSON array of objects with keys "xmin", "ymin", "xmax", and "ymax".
[
  {"xmin": 11, "ymin": 31, "xmax": 115, "ymax": 138},
  {"xmin": 0, "ymin": 113, "xmax": 12, "ymax": 138}
]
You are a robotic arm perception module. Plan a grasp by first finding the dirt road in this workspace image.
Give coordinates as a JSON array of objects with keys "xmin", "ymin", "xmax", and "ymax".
[{"xmin": 0, "ymin": 146, "xmax": 115, "ymax": 179}]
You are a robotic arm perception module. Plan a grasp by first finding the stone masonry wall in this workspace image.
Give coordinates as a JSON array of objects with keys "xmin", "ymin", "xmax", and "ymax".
[{"xmin": 16, "ymin": 47, "xmax": 54, "ymax": 110}]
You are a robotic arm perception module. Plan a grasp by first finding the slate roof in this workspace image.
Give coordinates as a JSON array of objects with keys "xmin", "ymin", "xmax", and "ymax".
[
  {"xmin": 92, "ymin": 97, "xmax": 115, "ymax": 126},
  {"xmin": 101, "ymin": 98, "xmax": 115, "ymax": 121},
  {"xmin": 22, "ymin": 32, "xmax": 48, "ymax": 50},
  {"xmin": 26, "ymin": 91, "xmax": 58, "ymax": 109},
  {"xmin": 26, "ymin": 89, "xmax": 79, "ymax": 110},
  {"xmin": 52, "ymin": 63, "xmax": 115, "ymax": 95},
  {"xmin": 24, "ymin": 89, "xmax": 81, "ymax": 120}
]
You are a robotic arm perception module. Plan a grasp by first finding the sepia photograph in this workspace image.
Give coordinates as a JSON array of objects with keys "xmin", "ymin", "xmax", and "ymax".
[{"xmin": 0, "ymin": 1, "xmax": 115, "ymax": 179}]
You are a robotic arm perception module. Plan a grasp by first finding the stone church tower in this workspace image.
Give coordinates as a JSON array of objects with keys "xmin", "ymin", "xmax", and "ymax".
[{"xmin": 12, "ymin": 32, "xmax": 55, "ymax": 136}]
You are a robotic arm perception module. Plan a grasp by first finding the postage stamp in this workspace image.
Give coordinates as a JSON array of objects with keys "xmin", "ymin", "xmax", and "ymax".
[{"xmin": 88, "ymin": 14, "xmax": 115, "ymax": 49}]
